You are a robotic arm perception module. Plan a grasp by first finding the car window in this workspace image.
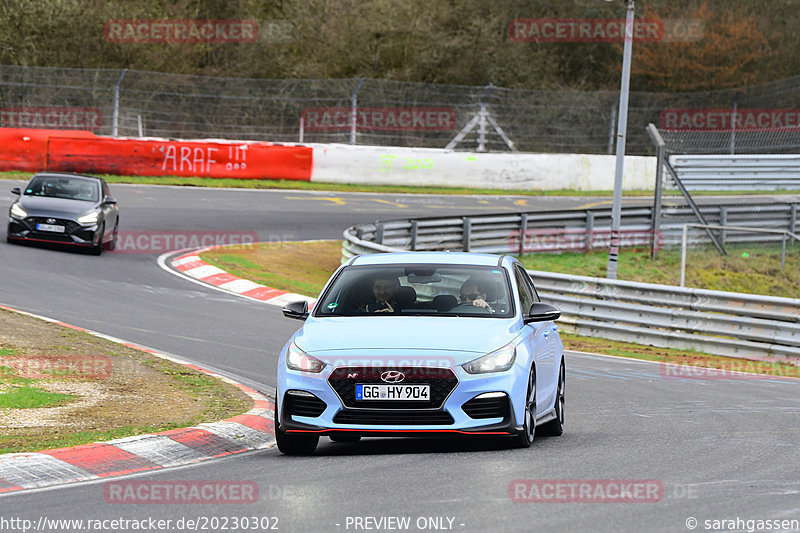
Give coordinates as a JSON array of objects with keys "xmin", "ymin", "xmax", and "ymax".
[
  {"xmin": 315, "ymin": 264, "xmax": 513, "ymax": 318},
  {"xmin": 518, "ymin": 265, "xmax": 541, "ymax": 303},
  {"xmin": 25, "ymin": 176, "xmax": 99, "ymax": 202},
  {"xmin": 514, "ymin": 266, "xmax": 536, "ymax": 315}
]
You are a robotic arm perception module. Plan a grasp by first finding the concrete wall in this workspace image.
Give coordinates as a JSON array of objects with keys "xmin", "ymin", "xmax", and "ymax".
[{"xmin": 310, "ymin": 144, "xmax": 656, "ymax": 191}]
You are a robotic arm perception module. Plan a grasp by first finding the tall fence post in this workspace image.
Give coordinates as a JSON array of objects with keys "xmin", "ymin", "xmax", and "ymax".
[
  {"xmin": 350, "ymin": 78, "xmax": 365, "ymax": 145},
  {"xmin": 607, "ymin": 95, "xmax": 619, "ymax": 155},
  {"xmin": 646, "ymin": 123, "xmax": 665, "ymax": 259},
  {"xmin": 112, "ymin": 68, "xmax": 128, "ymax": 137}
]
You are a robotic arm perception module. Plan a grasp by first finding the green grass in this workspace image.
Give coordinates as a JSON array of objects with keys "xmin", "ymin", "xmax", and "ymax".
[{"xmin": 0, "ymin": 386, "xmax": 75, "ymax": 409}]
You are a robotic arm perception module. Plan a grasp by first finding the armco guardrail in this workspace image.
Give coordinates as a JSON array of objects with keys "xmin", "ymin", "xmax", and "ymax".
[
  {"xmin": 668, "ymin": 154, "xmax": 800, "ymax": 191},
  {"xmin": 342, "ymin": 206, "xmax": 800, "ymax": 363},
  {"xmin": 343, "ymin": 202, "xmax": 799, "ymax": 258}
]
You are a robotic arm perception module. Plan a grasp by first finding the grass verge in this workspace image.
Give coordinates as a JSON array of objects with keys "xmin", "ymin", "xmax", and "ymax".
[
  {"xmin": 0, "ymin": 308, "xmax": 252, "ymax": 454},
  {"xmin": 200, "ymin": 240, "xmax": 800, "ymax": 379}
]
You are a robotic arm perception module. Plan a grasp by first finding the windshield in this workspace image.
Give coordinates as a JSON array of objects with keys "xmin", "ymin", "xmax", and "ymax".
[
  {"xmin": 24, "ymin": 176, "xmax": 100, "ymax": 202},
  {"xmin": 315, "ymin": 264, "xmax": 513, "ymax": 318}
]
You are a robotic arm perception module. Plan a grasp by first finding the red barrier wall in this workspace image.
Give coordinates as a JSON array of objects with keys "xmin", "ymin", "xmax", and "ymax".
[
  {"xmin": 0, "ymin": 128, "xmax": 312, "ymax": 181},
  {"xmin": 48, "ymin": 137, "xmax": 312, "ymax": 180},
  {"xmin": 0, "ymin": 128, "xmax": 97, "ymax": 172}
]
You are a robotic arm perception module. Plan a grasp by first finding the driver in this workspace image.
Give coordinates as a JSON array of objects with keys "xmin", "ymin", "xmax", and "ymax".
[
  {"xmin": 362, "ymin": 276, "xmax": 401, "ymax": 313},
  {"xmin": 459, "ymin": 278, "xmax": 493, "ymax": 312}
]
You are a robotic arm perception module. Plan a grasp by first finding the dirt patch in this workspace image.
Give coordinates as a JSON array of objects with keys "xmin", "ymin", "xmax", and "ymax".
[{"xmin": 0, "ymin": 308, "xmax": 252, "ymax": 453}]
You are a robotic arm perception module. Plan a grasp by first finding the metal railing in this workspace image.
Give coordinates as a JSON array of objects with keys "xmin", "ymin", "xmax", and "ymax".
[
  {"xmin": 343, "ymin": 202, "xmax": 799, "ymax": 260},
  {"xmin": 342, "ymin": 205, "xmax": 800, "ymax": 363},
  {"xmin": 668, "ymin": 154, "xmax": 800, "ymax": 191}
]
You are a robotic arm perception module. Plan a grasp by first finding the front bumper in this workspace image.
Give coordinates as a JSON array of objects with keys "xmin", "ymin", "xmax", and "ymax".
[
  {"xmin": 8, "ymin": 217, "xmax": 99, "ymax": 247},
  {"xmin": 277, "ymin": 362, "xmax": 527, "ymax": 437}
]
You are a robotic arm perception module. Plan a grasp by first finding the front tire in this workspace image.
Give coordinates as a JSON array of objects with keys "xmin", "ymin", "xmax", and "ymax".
[
  {"xmin": 539, "ymin": 358, "xmax": 565, "ymax": 437},
  {"xmin": 105, "ymin": 220, "xmax": 118, "ymax": 251},
  {"xmin": 90, "ymin": 223, "xmax": 104, "ymax": 255},
  {"xmin": 514, "ymin": 366, "xmax": 536, "ymax": 448},
  {"xmin": 274, "ymin": 402, "xmax": 319, "ymax": 455}
]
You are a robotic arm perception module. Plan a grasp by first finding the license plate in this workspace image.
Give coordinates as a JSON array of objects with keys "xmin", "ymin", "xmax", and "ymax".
[
  {"xmin": 355, "ymin": 384, "xmax": 430, "ymax": 401},
  {"xmin": 36, "ymin": 223, "xmax": 65, "ymax": 233}
]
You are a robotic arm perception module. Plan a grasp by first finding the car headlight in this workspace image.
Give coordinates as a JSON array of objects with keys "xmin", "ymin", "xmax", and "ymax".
[
  {"xmin": 10, "ymin": 203, "xmax": 26, "ymax": 219},
  {"xmin": 76, "ymin": 211, "xmax": 99, "ymax": 225},
  {"xmin": 462, "ymin": 344, "xmax": 516, "ymax": 374},
  {"xmin": 286, "ymin": 341, "xmax": 326, "ymax": 373}
]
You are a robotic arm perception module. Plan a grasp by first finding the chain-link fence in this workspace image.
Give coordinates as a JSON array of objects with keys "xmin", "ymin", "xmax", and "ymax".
[{"xmin": 2, "ymin": 64, "xmax": 800, "ymax": 155}]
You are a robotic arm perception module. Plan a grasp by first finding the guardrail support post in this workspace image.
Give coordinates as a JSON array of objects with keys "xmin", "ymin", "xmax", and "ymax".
[
  {"xmin": 791, "ymin": 204, "xmax": 798, "ymax": 234},
  {"xmin": 463, "ymin": 217, "xmax": 472, "ymax": 252},
  {"xmin": 375, "ymin": 223, "xmax": 384, "ymax": 245},
  {"xmin": 719, "ymin": 206, "xmax": 727, "ymax": 246},
  {"xmin": 410, "ymin": 220, "xmax": 418, "ymax": 251},
  {"xmin": 518, "ymin": 214, "xmax": 528, "ymax": 255},
  {"xmin": 586, "ymin": 211, "xmax": 595, "ymax": 252}
]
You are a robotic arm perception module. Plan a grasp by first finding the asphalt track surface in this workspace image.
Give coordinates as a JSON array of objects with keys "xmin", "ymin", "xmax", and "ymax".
[{"xmin": 2, "ymin": 181, "xmax": 800, "ymax": 533}]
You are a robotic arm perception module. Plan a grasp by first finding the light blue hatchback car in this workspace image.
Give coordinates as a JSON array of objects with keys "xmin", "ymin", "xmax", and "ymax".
[{"xmin": 275, "ymin": 252, "xmax": 565, "ymax": 454}]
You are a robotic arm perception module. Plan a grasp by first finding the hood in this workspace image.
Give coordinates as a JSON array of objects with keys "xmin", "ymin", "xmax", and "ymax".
[
  {"xmin": 293, "ymin": 316, "xmax": 519, "ymax": 366},
  {"xmin": 16, "ymin": 196, "xmax": 97, "ymax": 218}
]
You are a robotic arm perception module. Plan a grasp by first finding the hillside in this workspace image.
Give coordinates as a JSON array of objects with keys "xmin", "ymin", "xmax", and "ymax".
[{"xmin": 0, "ymin": 0, "xmax": 797, "ymax": 92}]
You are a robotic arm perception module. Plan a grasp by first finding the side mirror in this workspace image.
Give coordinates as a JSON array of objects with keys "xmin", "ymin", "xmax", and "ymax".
[
  {"xmin": 11, "ymin": 187, "xmax": 20, "ymax": 195},
  {"xmin": 103, "ymin": 196, "xmax": 117, "ymax": 205},
  {"xmin": 524, "ymin": 303, "xmax": 561, "ymax": 324},
  {"xmin": 282, "ymin": 300, "xmax": 309, "ymax": 320}
]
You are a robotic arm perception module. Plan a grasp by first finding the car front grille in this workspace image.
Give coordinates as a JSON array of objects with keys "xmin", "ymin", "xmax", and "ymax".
[
  {"xmin": 328, "ymin": 366, "xmax": 458, "ymax": 409},
  {"xmin": 462, "ymin": 394, "xmax": 511, "ymax": 420},
  {"xmin": 21, "ymin": 217, "xmax": 84, "ymax": 242},
  {"xmin": 333, "ymin": 409, "xmax": 454, "ymax": 425}
]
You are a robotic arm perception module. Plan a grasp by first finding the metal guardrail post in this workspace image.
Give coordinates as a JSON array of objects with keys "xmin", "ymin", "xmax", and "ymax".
[
  {"xmin": 463, "ymin": 217, "xmax": 472, "ymax": 252},
  {"xmin": 719, "ymin": 206, "xmax": 727, "ymax": 246},
  {"xmin": 518, "ymin": 214, "xmax": 528, "ymax": 255},
  {"xmin": 375, "ymin": 223, "xmax": 384, "ymax": 245},
  {"xmin": 586, "ymin": 211, "xmax": 595, "ymax": 252},
  {"xmin": 410, "ymin": 220, "xmax": 418, "ymax": 251},
  {"xmin": 791, "ymin": 204, "xmax": 798, "ymax": 234}
]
